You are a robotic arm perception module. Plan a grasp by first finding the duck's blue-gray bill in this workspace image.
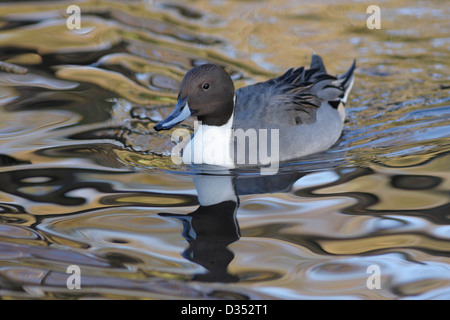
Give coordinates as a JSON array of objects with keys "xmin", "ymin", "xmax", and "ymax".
[{"xmin": 154, "ymin": 97, "xmax": 190, "ymax": 131}]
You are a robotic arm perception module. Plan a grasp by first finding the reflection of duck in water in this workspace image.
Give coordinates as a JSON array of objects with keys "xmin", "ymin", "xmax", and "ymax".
[
  {"xmin": 159, "ymin": 171, "xmax": 306, "ymax": 283},
  {"xmin": 160, "ymin": 175, "xmax": 240, "ymax": 282}
]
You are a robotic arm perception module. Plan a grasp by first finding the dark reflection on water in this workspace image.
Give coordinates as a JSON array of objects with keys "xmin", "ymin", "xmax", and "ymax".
[
  {"xmin": 158, "ymin": 172, "xmax": 314, "ymax": 284},
  {"xmin": 0, "ymin": 0, "xmax": 449, "ymax": 299},
  {"xmin": 161, "ymin": 200, "xmax": 240, "ymax": 283}
]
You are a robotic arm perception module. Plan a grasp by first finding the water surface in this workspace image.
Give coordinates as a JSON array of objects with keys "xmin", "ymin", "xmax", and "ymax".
[{"xmin": 0, "ymin": 0, "xmax": 449, "ymax": 299}]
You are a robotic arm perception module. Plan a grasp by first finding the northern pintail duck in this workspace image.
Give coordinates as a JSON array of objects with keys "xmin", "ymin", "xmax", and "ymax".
[{"xmin": 154, "ymin": 54, "xmax": 355, "ymax": 167}]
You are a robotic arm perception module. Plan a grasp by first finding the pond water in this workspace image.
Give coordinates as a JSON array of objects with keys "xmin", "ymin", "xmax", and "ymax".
[{"xmin": 0, "ymin": 0, "xmax": 449, "ymax": 299}]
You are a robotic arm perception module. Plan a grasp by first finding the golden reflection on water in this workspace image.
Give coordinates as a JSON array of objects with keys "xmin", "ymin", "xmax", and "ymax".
[
  {"xmin": 0, "ymin": 0, "xmax": 449, "ymax": 300},
  {"xmin": 56, "ymin": 65, "xmax": 175, "ymax": 104}
]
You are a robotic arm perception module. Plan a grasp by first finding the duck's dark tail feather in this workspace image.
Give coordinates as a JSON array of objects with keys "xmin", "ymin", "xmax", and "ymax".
[
  {"xmin": 333, "ymin": 59, "xmax": 356, "ymax": 105},
  {"xmin": 310, "ymin": 54, "xmax": 327, "ymax": 73},
  {"xmin": 275, "ymin": 54, "xmax": 356, "ymax": 111}
]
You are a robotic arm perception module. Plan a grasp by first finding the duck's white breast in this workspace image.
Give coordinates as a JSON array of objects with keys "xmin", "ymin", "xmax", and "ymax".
[{"xmin": 182, "ymin": 114, "xmax": 235, "ymax": 167}]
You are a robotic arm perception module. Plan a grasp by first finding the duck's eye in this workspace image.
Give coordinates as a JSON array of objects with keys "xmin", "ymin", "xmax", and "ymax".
[{"xmin": 202, "ymin": 83, "xmax": 210, "ymax": 90}]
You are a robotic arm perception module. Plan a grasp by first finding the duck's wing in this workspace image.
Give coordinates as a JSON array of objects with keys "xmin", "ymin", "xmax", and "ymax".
[{"xmin": 235, "ymin": 54, "xmax": 356, "ymax": 127}]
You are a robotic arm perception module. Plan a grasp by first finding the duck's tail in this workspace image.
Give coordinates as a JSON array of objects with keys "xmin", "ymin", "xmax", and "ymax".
[
  {"xmin": 335, "ymin": 59, "xmax": 356, "ymax": 105},
  {"xmin": 309, "ymin": 54, "xmax": 356, "ymax": 109}
]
